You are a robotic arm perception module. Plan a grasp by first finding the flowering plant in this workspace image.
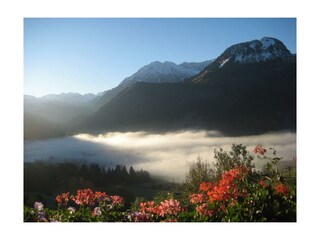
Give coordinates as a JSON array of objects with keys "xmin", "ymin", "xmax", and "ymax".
[
  {"xmin": 187, "ymin": 145, "xmax": 296, "ymax": 221},
  {"xmin": 24, "ymin": 144, "xmax": 296, "ymax": 222}
]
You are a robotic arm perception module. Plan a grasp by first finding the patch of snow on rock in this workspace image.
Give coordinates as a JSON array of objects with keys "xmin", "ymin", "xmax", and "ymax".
[
  {"xmin": 261, "ymin": 37, "xmax": 276, "ymax": 49},
  {"xmin": 219, "ymin": 58, "xmax": 230, "ymax": 68}
]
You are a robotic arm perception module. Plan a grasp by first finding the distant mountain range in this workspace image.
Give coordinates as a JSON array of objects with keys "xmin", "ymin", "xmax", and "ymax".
[
  {"xmin": 24, "ymin": 93, "xmax": 97, "ymax": 123},
  {"xmin": 24, "ymin": 37, "xmax": 296, "ymax": 140},
  {"xmin": 92, "ymin": 59, "xmax": 213, "ymax": 109},
  {"xmin": 120, "ymin": 60, "xmax": 214, "ymax": 86},
  {"xmin": 24, "ymin": 59, "xmax": 213, "ymax": 139}
]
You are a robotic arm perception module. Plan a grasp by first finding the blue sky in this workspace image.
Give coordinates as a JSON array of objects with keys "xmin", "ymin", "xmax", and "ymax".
[{"xmin": 24, "ymin": 18, "xmax": 296, "ymax": 97}]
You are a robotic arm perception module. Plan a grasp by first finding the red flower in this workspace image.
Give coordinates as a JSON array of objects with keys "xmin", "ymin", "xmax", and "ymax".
[
  {"xmin": 253, "ymin": 145, "xmax": 267, "ymax": 155},
  {"xmin": 190, "ymin": 193, "xmax": 207, "ymax": 204},
  {"xmin": 198, "ymin": 167, "xmax": 248, "ymax": 204},
  {"xmin": 259, "ymin": 180, "xmax": 268, "ymax": 188},
  {"xmin": 70, "ymin": 189, "xmax": 96, "ymax": 206},
  {"xmin": 196, "ymin": 203, "xmax": 214, "ymax": 217},
  {"xmin": 56, "ymin": 192, "xmax": 70, "ymax": 205},
  {"xmin": 199, "ymin": 182, "xmax": 216, "ymax": 192},
  {"xmin": 95, "ymin": 191, "xmax": 108, "ymax": 202},
  {"xmin": 140, "ymin": 199, "xmax": 181, "ymax": 218},
  {"xmin": 274, "ymin": 183, "xmax": 290, "ymax": 196},
  {"xmin": 158, "ymin": 199, "xmax": 181, "ymax": 216}
]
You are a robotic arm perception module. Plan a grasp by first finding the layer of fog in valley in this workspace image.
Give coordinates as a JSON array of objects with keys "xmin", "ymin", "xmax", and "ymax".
[{"xmin": 24, "ymin": 131, "xmax": 296, "ymax": 182}]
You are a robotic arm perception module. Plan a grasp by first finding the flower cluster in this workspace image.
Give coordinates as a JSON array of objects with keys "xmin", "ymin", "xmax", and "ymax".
[
  {"xmin": 190, "ymin": 193, "xmax": 207, "ymax": 204},
  {"xmin": 135, "ymin": 198, "xmax": 181, "ymax": 222},
  {"xmin": 126, "ymin": 211, "xmax": 153, "ymax": 222},
  {"xmin": 92, "ymin": 207, "xmax": 102, "ymax": 216},
  {"xmin": 54, "ymin": 188, "xmax": 126, "ymax": 217},
  {"xmin": 196, "ymin": 203, "xmax": 214, "ymax": 217},
  {"xmin": 204, "ymin": 167, "xmax": 248, "ymax": 204},
  {"xmin": 156, "ymin": 199, "xmax": 181, "ymax": 217},
  {"xmin": 253, "ymin": 145, "xmax": 267, "ymax": 155},
  {"xmin": 34, "ymin": 202, "xmax": 48, "ymax": 222},
  {"xmin": 139, "ymin": 201, "xmax": 155, "ymax": 214},
  {"xmin": 25, "ymin": 145, "xmax": 296, "ymax": 222},
  {"xmin": 110, "ymin": 195, "xmax": 125, "ymax": 205},
  {"xmin": 34, "ymin": 201, "xmax": 44, "ymax": 212},
  {"xmin": 189, "ymin": 167, "xmax": 249, "ymax": 218},
  {"xmin": 56, "ymin": 192, "xmax": 70, "ymax": 206},
  {"xmin": 70, "ymin": 189, "xmax": 96, "ymax": 206},
  {"xmin": 67, "ymin": 189, "xmax": 114, "ymax": 207},
  {"xmin": 189, "ymin": 194, "xmax": 213, "ymax": 217},
  {"xmin": 259, "ymin": 180, "xmax": 268, "ymax": 188},
  {"xmin": 199, "ymin": 182, "xmax": 216, "ymax": 192},
  {"xmin": 274, "ymin": 183, "xmax": 290, "ymax": 196},
  {"xmin": 95, "ymin": 191, "xmax": 108, "ymax": 202}
]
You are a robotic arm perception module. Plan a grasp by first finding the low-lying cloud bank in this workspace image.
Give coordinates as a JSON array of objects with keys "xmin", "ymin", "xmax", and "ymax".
[{"xmin": 24, "ymin": 130, "xmax": 296, "ymax": 182}]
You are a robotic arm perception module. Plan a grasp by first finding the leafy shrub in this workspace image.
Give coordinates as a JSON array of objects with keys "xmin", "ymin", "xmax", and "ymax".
[
  {"xmin": 185, "ymin": 156, "xmax": 214, "ymax": 193},
  {"xmin": 188, "ymin": 145, "xmax": 296, "ymax": 222},
  {"xmin": 185, "ymin": 144, "xmax": 254, "ymax": 193},
  {"xmin": 212, "ymin": 144, "xmax": 255, "ymax": 180}
]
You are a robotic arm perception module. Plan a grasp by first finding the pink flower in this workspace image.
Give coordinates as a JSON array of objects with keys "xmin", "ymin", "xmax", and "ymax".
[
  {"xmin": 70, "ymin": 189, "xmax": 96, "ymax": 206},
  {"xmin": 196, "ymin": 203, "xmax": 214, "ymax": 217},
  {"xmin": 156, "ymin": 205, "xmax": 166, "ymax": 217},
  {"xmin": 140, "ymin": 202, "xmax": 147, "ymax": 214},
  {"xmin": 92, "ymin": 207, "xmax": 102, "ymax": 216},
  {"xmin": 146, "ymin": 201, "xmax": 155, "ymax": 212},
  {"xmin": 34, "ymin": 202, "xmax": 44, "ymax": 212},
  {"xmin": 253, "ymin": 145, "xmax": 267, "ymax": 155},
  {"xmin": 110, "ymin": 195, "xmax": 125, "ymax": 205},
  {"xmin": 158, "ymin": 199, "xmax": 181, "ymax": 216},
  {"xmin": 190, "ymin": 193, "xmax": 206, "ymax": 204},
  {"xmin": 139, "ymin": 199, "xmax": 181, "ymax": 218}
]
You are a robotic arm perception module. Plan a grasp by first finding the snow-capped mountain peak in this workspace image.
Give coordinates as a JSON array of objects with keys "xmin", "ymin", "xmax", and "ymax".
[
  {"xmin": 260, "ymin": 37, "xmax": 276, "ymax": 49},
  {"xmin": 119, "ymin": 59, "xmax": 214, "ymax": 87},
  {"xmin": 214, "ymin": 37, "xmax": 292, "ymax": 68}
]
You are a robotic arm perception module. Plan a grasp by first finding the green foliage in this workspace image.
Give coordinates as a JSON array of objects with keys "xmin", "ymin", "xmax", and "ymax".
[
  {"xmin": 24, "ymin": 162, "xmax": 151, "ymax": 208},
  {"xmin": 185, "ymin": 156, "xmax": 214, "ymax": 193},
  {"xmin": 192, "ymin": 145, "xmax": 296, "ymax": 222},
  {"xmin": 185, "ymin": 144, "xmax": 254, "ymax": 192},
  {"xmin": 212, "ymin": 144, "xmax": 254, "ymax": 180},
  {"xmin": 130, "ymin": 197, "xmax": 146, "ymax": 212},
  {"xmin": 24, "ymin": 206, "xmax": 37, "ymax": 222}
]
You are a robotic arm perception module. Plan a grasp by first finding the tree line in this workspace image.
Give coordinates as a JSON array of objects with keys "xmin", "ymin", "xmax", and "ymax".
[{"xmin": 24, "ymin": 161, "xmax": 151, "ymax": 195}]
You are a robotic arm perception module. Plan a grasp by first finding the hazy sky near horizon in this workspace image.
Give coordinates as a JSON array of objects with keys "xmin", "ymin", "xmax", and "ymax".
[{"xmin": 24, "ymin": 18, "xmax": 296, "ymax": 97}]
